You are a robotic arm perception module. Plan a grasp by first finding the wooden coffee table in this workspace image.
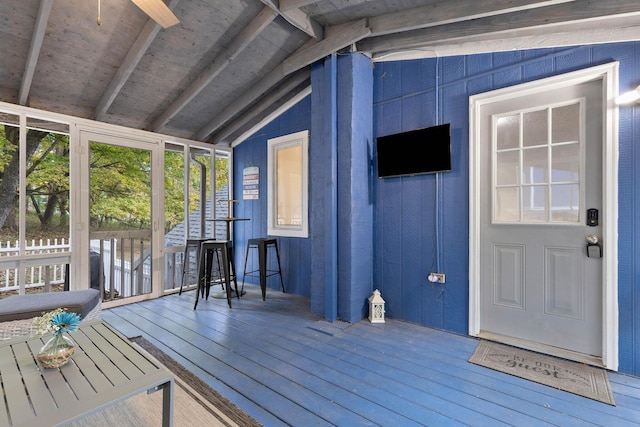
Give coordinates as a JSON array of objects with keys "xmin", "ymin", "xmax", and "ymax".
[{"xmin": 0, "ymin": 319, "xmax": 174, "ymax": 426}]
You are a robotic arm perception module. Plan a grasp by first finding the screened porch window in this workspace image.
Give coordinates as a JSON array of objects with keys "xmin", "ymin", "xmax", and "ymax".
[{"xmin": 0, "ymin": 112, "xmax": 71, "ymax": 293}]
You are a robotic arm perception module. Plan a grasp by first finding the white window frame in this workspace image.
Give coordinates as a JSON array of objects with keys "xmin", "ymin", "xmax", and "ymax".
[{"xmin": 267, "ymin": 130, "xmax": 309, "ymax": 238}]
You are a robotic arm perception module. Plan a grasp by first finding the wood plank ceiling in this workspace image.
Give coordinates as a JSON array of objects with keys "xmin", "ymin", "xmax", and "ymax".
[{"xmin": 1, "ymin": 0, "xmax": 639, "ymax": 146}]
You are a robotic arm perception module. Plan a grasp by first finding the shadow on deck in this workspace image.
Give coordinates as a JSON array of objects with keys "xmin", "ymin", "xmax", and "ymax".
[{"xmin": 102, "ymin": 285, "xmax": 640, "ymax": 426}]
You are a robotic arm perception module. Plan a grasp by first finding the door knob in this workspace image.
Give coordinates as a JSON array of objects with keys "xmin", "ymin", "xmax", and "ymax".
[{"xmin": 586, "ymin": 235, "xmax": 602, "ymax": 258}]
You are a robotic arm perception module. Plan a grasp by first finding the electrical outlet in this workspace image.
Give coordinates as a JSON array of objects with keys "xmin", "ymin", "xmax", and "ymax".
[{"xmin": 428, "ymin": 273, "xmax": 446, "ymax": 284}]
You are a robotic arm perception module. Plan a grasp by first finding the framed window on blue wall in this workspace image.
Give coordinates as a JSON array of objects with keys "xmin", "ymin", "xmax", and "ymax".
[{"xmin": 267, "ymin": 130, "xmax": 309, "ymax": 238}]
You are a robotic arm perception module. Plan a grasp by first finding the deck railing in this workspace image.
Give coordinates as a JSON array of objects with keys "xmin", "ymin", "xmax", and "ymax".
[
  {"xmin": 89, "ymin": 230, "xmax": 152, "ymax": 301},
  {"xmin": 0, "ymin": 239, "xmax": 69, "ymax": 292},
  {"xmin": 0, "ymin": 232, "xmax": 152, "ymax": 301}
]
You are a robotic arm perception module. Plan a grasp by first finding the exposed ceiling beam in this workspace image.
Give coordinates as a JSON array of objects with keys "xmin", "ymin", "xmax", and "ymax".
[
  {"xmin": 259, "ymin": 0, "xmax": 323, "ymax": 39},
  {"xmin": 194, "ymin": 64, "xmax": 286, "ymax": 140},
  {"xmin": 372, "ymin": 16, "xmax": 640, "ymax": 61},
  {"xmin": 280, "ymin": 7, "xmax": 324, "ymax": 39},
  {"xmin": 213, "ymin": 69, "xmax": 311, "ymax": 145},
  {"xmin": 95, "ymin": 0, "xmax": 182, "ymax": 121},
  {"xmin": 94, "ymin": 19, "xmax": 161, "ymax": 120},
  {"xmin": 214, "ymin": 0, "xmax": 571, "ymax": 143},
  {"xmin": 359, "ymin": 0, "xmax": 640, "ymax": 55},
  {"xmin": 283, "ymin": 19, "xmax": 371, "ymax": 74},
  {"xmin": 369, "ymin": 0, "xmax": 575, "ymax": 37},
  {"xmin": 228, "ymin": 84, "xmax": 312, "ymax": 147},
  {"xmin": 19, "ymin": 0, "xmax": 53, "ymax": 105},
  {"xmin": 151, "ymin": 6, "xmax": 277, "ymax": 132},
  {"xmin": 195, "ymin": 18, "xmax": 371, "ymax": 141},
  {"xmin": 279, "ymin": 0, "xmax": 319, "ymax": 12}
]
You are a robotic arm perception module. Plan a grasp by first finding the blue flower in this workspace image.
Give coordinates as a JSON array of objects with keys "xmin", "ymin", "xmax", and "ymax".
[{"xmin": 51, "ymin": 312, "xmax": 81, "ymax": 334}]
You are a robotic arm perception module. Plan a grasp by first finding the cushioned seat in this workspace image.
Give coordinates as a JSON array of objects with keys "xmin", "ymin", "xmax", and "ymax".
[{"xmin": 0, "ymin": 289, "xmax": 101, "ymax": 323}]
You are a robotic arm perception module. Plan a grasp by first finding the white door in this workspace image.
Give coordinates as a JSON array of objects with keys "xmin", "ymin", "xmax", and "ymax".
[
  {"xmin": 478, "ymin": 79, "xmax": 604, "ymax": 359},
  {"xmin": 76, "ymin": 130, "xmax": 162, "ymax": 306}
]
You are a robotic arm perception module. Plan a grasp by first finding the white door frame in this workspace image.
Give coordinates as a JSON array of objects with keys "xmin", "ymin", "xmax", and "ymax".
[
  {"xmin": 468, "ymin": 62, "xmax": 619, "ymax": 370},
  {"xmin": 76, "ymin": 127, "xmax": 163, "ymax": 307}
]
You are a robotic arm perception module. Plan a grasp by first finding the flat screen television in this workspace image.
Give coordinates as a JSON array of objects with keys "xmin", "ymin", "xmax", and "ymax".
[{"xmin": 376, "ymin": 123, "xmax": 452, "ymax": 178}]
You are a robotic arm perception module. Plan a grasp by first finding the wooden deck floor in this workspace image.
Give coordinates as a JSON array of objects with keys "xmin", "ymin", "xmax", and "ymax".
[{"xmin": 102, "ymin": 285, "xmax": 640, "ymax": 426}]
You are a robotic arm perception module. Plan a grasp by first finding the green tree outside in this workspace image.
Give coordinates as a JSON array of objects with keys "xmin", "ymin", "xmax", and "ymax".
[{"xmin": 0, "ymin": 125, "xmax": 229, "ymax": 239}]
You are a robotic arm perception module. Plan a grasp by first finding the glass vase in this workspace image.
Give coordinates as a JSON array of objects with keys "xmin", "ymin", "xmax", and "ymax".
[{"xmin": 37, "ymin": 333, "xmax": 75, "ymax": 369}]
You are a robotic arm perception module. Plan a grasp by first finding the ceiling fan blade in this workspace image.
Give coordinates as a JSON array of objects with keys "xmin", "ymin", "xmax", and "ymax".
[{"xmin": 131, "ymin": 0, "xmax": 179, "ymax": 29}]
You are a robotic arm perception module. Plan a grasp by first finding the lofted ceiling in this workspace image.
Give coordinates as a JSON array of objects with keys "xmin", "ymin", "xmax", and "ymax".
[{"xmin": 1, "ymin": 0, "xmax": 640, "ymax": 146}]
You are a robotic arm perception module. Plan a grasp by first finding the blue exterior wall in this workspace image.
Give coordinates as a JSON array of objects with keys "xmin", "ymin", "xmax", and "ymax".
[
  {"xmin": 325, "ymin": 53, "xmax": 373, "ymax": 323},
  {"xmin": 234, "ymin": 53, "xmax": 373, "ymax": 323},
  {"xmin": 233, "ymin": 41, "xmax": 640, "ymax": 376},
  {"xmin": 233, "ymin": 96, "xmax": 313, "ymax": 297},
  {"xmin": 308, "ymin": 58, "xmax": 333, "ymax": 316},
  {"xmin": 372, "ymin": 42, "xmax": 640, "ymax": 375},
  {"xmin": 308, "ymin": 53, "xmax": 375, "ymax": 323},
  {"xmin": 340, "ymin": 54, "xmax": 374, "ymax": 322}
]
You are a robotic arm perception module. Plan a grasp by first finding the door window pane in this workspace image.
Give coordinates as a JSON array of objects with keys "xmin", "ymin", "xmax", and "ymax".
[
  {"xmin": 495, "ymin": 187, "xmax": 520, "ymax": 222},
  {"xmin": 551, "ymin": 143, "xmax": 580, "ymax": 182},
  {"xmin": 496, "ymin": 151, "xmax": 519, "ymax": 186},
  {"xmin": 552, "ymin": 104, "xmax": 580, "ymax": 143},
  {"xmin": 493, "ymin": 101, "xmax": 583, "ymax": 224},
  {"xmin": 496, "ymin": 115, "xmax": 520, "ymax": 150},
  {"xmin": 522, "ymin": 147, "xmax": 548, "ymax": 184},
  {"xmin": 551, "ymin": 184, "xmax": 580, "ymax": 222},
  {"xmin": 523, "ymin": 109, "xmax": 547, "ymax": 147},
  {"xmin": 523, "ymin": 186, "xmax": 547, "ymax": 222}
]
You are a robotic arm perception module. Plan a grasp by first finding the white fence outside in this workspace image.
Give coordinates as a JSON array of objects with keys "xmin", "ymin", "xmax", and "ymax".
[
  {"xmin": 0, "ymin": 239, "xmax": 69, "ymax": 292},
  {"xmin": 0, "ymin": 236, "xmax": 152, "ymax": 297}
]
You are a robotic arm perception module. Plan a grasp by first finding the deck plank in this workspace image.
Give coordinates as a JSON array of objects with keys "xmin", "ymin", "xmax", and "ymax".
[
  {"xmin": 346, "ymin": 322, "xmax": 640, "ymax": 426},
  {"xmin": 145, "ymin": 298, "xmax": 470, "ymax": 426},
  {"xmin": 103, "ymin": 305, "xmax": 326, "ymax": 426},
  {"xmin": 102, "ymin": 286, "xmax": 640, "ymax": 426},
  {"xmin": 109, "ymin": 297, "xmax": 436, "ymax": 425}
]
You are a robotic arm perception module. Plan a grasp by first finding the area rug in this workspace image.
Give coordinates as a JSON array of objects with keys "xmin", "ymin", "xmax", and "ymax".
[
  {"xmin": 469, "ymin": 340, "xmax": 615, "ymax": 405},
  {"xmin": 67, "ymin": 336, "xmax": 262, "ymax": 426}
]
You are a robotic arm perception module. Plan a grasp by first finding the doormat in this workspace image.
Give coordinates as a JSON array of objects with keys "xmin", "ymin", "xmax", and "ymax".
[{"xmin": 469, "ymin": 340, "xmax": 615, "ymax": 405}]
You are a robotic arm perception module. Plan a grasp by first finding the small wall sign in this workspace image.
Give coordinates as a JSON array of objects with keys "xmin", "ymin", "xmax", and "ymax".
[{"xmin": 243, "ymin": 166, "xmax": 259, "ymax": 200}]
